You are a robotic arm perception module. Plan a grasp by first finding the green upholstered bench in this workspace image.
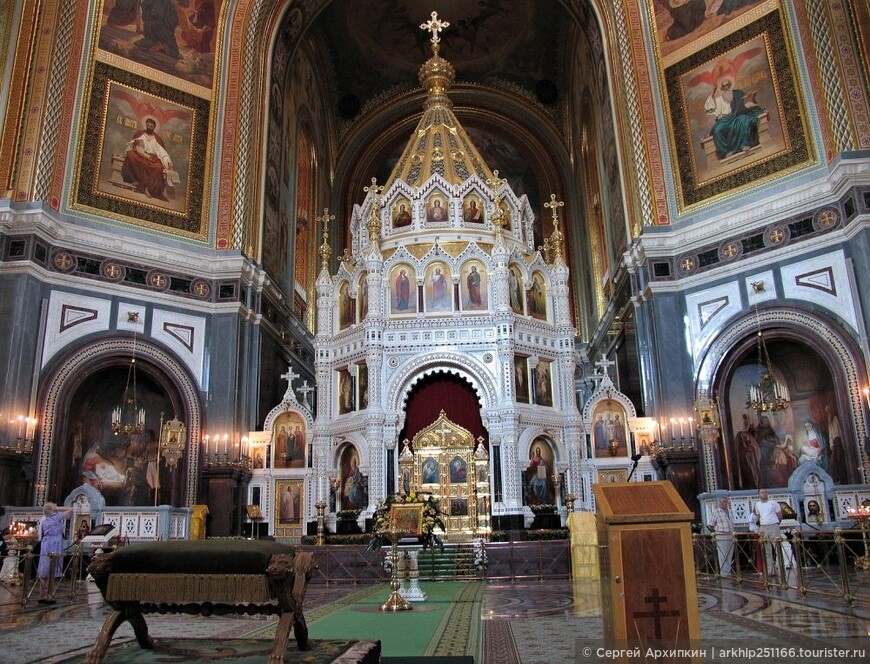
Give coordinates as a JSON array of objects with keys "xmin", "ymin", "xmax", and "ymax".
[{"xmin": 85, "ymin": 540, "xmax": 317, "ymax": 664}]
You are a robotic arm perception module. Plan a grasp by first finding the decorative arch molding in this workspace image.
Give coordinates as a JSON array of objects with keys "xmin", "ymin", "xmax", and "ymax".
[
  {"xmin": 516, "ymin": 426, "xmax": 565, "ymax": 467},
  {"xmin": 696, "ymin": 307, "xmax": 869, "ymax": 481},
  {"xmin": 387, "ymin": 353, "xmax": 496, "ymax": 420},
  {"xmin": 36, "ymin": 338, "xmax": 203, "ymax": 507},
  {"xmin": 333, "ymin": 436, "xmax": 368, "ymax": 469}
]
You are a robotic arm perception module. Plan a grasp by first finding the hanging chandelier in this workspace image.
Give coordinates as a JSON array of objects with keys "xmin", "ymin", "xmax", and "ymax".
[
  {"xmin": 745, "ymin": 283, "xmax": 789, "ymax": 413},
  {"xmin": 112, "ymin": 313, "xmax": 146, "ymax": 436}
]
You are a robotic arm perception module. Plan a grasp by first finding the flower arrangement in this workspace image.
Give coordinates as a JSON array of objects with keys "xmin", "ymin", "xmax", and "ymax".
[
  {"xmin": 336, "ymin": 509, "xmax": 362, "ymax": 520},
  {"xmin": 529, "ymin": 503, "xmax": 557, "ymax": 515},
  {"xmin": 471, "ymin": 537, "xmax": 488, "ymax": 571},
  {"xmin": 367, "ymin": 491, "xmax": 445, "ymax": 551}
]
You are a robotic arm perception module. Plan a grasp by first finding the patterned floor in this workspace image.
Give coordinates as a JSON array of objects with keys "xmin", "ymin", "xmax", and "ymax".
[{"xmin": 0, "ymin": 575, "xmax": 867, "ymax": 663}]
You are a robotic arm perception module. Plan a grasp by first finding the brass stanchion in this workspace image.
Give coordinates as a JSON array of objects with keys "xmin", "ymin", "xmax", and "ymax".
[
  {"xmin": 315, "ymin": 500, "xmax": 327, "ymax": 546},
  {"xmin": 380, "ymin": 522, "xmax": 412, "ymax": 612}
]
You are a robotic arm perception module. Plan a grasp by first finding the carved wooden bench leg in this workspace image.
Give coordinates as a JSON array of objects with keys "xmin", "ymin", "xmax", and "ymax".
[{"xmin": 85, "ymin": 604, "xmax": 154, "ymax": 663}]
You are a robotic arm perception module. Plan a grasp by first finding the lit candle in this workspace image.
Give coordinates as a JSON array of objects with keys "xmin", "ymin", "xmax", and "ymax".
[
  {"xmin": 864, "ymin": 387, "xmax": 870, "ymax": 412},
  {"xmin": 670, "ymin": 418, "xmax": 676, "ymax": 441},
  {"xmin": 223, "ymin": 434, "xmax": 229, "ymax": 457},
  {"xmin": 242, "ymin": 436, "xmax": 249, "ymax": 460},
  {"xmin": 688, "ymin": 417, "xmax": 694, "ymax": 439},
  {"xmin": 204, "ymin": 435, "xmax": 210, "ymax": 458},
  {"xmin": 17, "ymin": 415, "xmax": 24, "ymax": 439},
  {"xmin": 679, "ymin": 418, "xmax": 685, "ymax": 437}
]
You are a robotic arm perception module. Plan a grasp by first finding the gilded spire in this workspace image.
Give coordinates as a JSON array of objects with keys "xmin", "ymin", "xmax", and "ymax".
[
  {"xmin": 384, "ymin": 12, "xmax": 495, "ymax": 190},
  {"xmin": 317, "ymin": 207, "xmax": 335, "ymax": 270},
  {"xmin": 544, "ymin": 194, "xmax": 565, "ymax": 263}
]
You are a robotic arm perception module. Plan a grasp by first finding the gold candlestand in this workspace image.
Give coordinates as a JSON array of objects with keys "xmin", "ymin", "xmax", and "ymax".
[
  {"xmin": 315, "ymin": 500, "xmax": 327, "ymax": 546},
  {"xmin": 380, "ymin": 523, "xmax": 412, "ymax": 612},
  {"xmin": 845, "ymin": 509, "xmax": 870, "ymax": 570}
]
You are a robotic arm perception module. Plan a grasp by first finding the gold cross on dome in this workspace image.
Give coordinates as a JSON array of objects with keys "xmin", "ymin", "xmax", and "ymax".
[
  {"xmin": 316, "ymin": 207, "xmax": 336, "ymax": 229},
  {"xmin": 363, "ymin": 177, "xmax": 383, "ymax": 200},
  {"xmin": 420, "ymin": 11, "xmax": 449, "ymax": 53},
  {"xmin": 544, "ymin": 194, "xmax": 565, "ymax": 225}
]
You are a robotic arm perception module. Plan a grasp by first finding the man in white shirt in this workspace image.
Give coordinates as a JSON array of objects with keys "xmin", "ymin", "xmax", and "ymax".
[
  {"xmin": 753, "ymin": 488, "xmax": 783, "ymax": 578},
  {"xmin": 708, "ymin": 497, "xmax": 734, "ymax": 577}
]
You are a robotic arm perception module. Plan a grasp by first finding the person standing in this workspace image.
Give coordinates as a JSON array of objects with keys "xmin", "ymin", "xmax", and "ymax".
[
  {"xmin": 708, "ymin": 497, "xmax": 734, "ymax": 577},
  {"xmin": 753, "ymin": 488, "xmax": 783, "ymax": 579},
  {"xmin": 37, "ymin": 502, "xmax": 73, "ymax": 603}
]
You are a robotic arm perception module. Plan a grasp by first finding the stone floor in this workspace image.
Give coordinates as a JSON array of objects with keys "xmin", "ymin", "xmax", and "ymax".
[{"xmin": 0, "ymin": 573, "xmax": 867, "ymax": 663}]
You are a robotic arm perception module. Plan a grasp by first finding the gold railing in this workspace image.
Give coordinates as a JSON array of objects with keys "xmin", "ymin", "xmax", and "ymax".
[{"xmin": 693, "ymin": 528, "xmax": 870, "ymax": 605}]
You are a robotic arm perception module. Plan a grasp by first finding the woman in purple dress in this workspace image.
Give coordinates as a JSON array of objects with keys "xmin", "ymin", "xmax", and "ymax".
[{"xmin": 37, "ymin": 502, "xmax": 73, "ymax": 602}]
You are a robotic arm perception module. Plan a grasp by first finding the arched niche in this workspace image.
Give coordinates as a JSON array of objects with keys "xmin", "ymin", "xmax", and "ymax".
[{"xmin": 36, "ymin": 338, "xmax": 202, "ymax": 507}]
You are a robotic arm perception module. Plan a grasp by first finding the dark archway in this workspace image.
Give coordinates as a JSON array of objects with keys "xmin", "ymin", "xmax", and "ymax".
[{"xmin": 399, "ymin": 373, "xmax": 486, "ymax": 449}]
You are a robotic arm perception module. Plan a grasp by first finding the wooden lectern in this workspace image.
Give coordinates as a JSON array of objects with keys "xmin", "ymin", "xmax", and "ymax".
[{"xmin": 592, "ymin": 481, "xmax": 699, "ymax": 642}]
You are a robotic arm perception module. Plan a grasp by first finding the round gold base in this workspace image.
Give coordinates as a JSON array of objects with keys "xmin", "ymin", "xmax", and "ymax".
[{"xmin": 380, "ymin": 590, "xmax": 413, "ymax": 612}]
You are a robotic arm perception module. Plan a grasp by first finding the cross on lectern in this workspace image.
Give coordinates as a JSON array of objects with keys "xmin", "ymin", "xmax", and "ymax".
[
  {"xmin": 632, "ymin": 588, "xmax": 680, "ymax": 639},
  {"xmin": 594, "ymin": 353, "xmax": 615, "ymax": 378}
]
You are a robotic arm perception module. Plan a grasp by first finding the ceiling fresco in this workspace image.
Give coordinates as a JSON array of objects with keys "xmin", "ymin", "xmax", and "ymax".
[{"xmin": 313, "ymin": 0, "xmax": 567, "ymax": 111}]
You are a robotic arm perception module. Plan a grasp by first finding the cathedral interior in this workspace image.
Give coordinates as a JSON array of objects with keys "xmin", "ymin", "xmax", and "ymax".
[{"xmin": 1, "ymin": 1, "xmax": 869, "ymax": 661}]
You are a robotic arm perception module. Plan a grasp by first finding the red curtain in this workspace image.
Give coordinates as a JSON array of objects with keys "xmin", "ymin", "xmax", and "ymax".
[{"xmin": 399, "ymin": 374, "xmax": 487, "ymax": 449}]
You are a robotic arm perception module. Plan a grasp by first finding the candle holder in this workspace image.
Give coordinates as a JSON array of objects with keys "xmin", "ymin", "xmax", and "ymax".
[
  {"xmin": 845, "ymin": 505, "xmax": 870, "ymax": 570},
  {"xmin": 380, "ymin": 524, "xmax": 412, "ymax": 612},
  {"xmin": 315, "ymin": 500, "xmax": 327, "ymax": 546},
  {"xmin": 565, "ymin": 494, "xmax": 576, "ymax": 512}
]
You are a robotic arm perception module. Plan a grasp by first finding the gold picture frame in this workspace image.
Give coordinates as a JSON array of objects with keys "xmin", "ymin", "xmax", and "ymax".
[
  {"xmin": 389, "ymin": 503, "xmax": 424, "ymax": 536},
  {"xmin": 74, "ymin": 63, "xmax": 209, "ymax": 238},
  {"xmin": 664, "ymin": 10, "xmax": 811, "ymax": 211}
]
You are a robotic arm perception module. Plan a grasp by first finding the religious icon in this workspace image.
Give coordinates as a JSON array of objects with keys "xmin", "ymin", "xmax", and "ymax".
[
  {"xmin": 528, "ymin": 272, "xmax": 546, "ymax": 320},
  {"xmin": 592, "ymin": 403, "xmax": 627, "ymax": 459},
  {"xmin": 272, "ymin": 412, "xmax": 306, "ymax": 468},
  {"xmin": 524, "ymin": 440, "xmax": 555, "ymax": 505},
  {"xmin": 358, "ymin": 363, "xmax": 369, "ymax": 410},
  {"xmin": 425, "ymin": 194, "xmax": 448, "ymax": 223},
  {"xmin": 425, "ymin": 262, "xmax": 452, "ymax": 312},
  {"xmin": 533, "ymin": 359, "xmax": 553, "ymax": 407},
  {"xmin": 339, "ymin": 446, "xmax": 368, "ymax": 511},
  {"xmin": 337, "ymin": 368, "xmax": 354, "ymax": 415},
  {"xmin": 390, "ymin": 265, "xmax": 417, "ymax": 314},
  {"xmin": 514, "ymin": 355, "xmax": 530, "ymax": 404},
  {"xmin": 358, "ymin": 273, "xmax": 368, "ymax": 320},
  {"xmin": 422, "ymin": 456, "xmax": 439, "ymax": 484},
  {"xmin": 460, "ymin": 261, "xmax": 487, "ymax": 311},
  {"xmin": 392, "ymin": 199, "xmax": 412, "ymax": 228},
  {"xmin": 276, "ymin": 479, "xmax": 303, "ymax": 525},
  {"xmin": 508, "ymin": 265, "xmax": 524, "ymax": 314},
  {"xmin": 338, "ymin": 281, "xmax": 354, "ymax": 330},
  {"xmin": 463, "ymin": 194, "xmax": 484, "ymax": 223},
  {"xmin": 449, "ymin": 455, "xmax": 467, "ymax": 483}
]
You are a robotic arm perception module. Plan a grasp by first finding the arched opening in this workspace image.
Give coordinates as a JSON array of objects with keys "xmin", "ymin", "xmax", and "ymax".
[
  {"xmin": 46, "ymin": 354, "xmax": 187, "ymax": 507},
  {"xmin": 398, "ymin": 373, "xmax": 486, "ymax": 446},
  {"xmin": 36, "ymin": 338, "xmax": 202, "ymax": 507},
  {"xmin": 715, "ymin": 331, "xmax": 859, "ymax": 491}
]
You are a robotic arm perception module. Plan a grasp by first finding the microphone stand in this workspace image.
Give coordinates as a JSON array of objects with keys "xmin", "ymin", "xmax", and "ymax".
[{"xmin": 627, "ymin": 453, "xmax": 642, "ymax": 482}]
